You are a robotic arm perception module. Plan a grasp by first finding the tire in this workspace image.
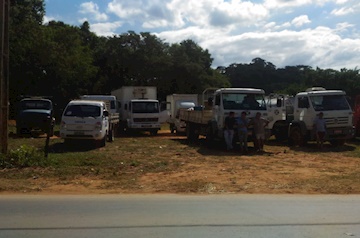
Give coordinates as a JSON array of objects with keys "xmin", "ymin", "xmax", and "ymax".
[
  {"xmin": 289, "ymin": 127, "xmax": 305, "ymax": 146},
  {"xmin": 16, "ymin": 127, "xmax": 22, "ymax": 136},
  {"xmin": 186, "ymin": 123, "xmax": 198, "ymax": 141},
  {"xmin": 330, "ymin": 139, "xmax": 345, "ymax": 146},
  {"xmin": 274, "ymin": 129, "xmax": 287, "ymax": 142},
  {"xmin": 108, "ymin": 128, "xmax": 115, "ymax": 142},
  {"xmin": 205, "ymin": 126, "xmax": 214, "ymax": 147},
  {"xmin": 170, "ymin": 124, "xmax": 175, "ymax": 134},
  {"xmin": 94, "ymin": 135, "xmax": 106, "ymax": 148}
]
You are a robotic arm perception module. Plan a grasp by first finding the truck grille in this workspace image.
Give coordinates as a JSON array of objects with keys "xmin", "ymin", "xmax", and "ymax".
[
  {"xmin": 133, "ymin": 118, "xmax": 158, "ymax": 123},
  {"xmin": 325, "ymin": 117, "xmax": 349, "ymax": 126}
]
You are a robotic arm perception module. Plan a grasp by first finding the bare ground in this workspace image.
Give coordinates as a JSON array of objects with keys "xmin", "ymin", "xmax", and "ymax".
[{"xmin": 1, "ymin": 129, "xmax": 360, "ymax": 195}]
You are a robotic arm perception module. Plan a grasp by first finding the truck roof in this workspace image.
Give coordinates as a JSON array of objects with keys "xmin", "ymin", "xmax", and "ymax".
[
  {"xmin": 130, "ymin": 99, "xmax": 159, "ymax": 102},
  {"xmin": 216, "ymin": 88, "xmax": 265, "ymax": 94},
  {"xmin": 67, "ymin": 100, "xmax": 106, "ymax": 107},
  {"xmin": 297, "ymin": 90, "xmax": 346, "ymax": 96},
  {"xmin": 80, "ymin": 95, "xmax": 116, "ymax": 100}
]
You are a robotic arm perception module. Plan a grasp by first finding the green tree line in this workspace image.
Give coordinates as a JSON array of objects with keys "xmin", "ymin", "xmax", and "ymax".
[{"xmin": 8, "ymin": 0, "xmax": 360, "ymax": 118}]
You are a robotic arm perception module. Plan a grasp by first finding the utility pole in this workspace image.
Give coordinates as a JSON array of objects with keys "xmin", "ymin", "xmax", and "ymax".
[{"xmin": 0, "ymin": 0, "xmax": 9, "ymax": 154}]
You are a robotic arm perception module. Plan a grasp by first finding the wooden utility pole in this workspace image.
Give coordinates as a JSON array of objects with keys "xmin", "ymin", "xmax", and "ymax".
[{"xmin": 0, "ymin": 0, "xmax": 9, "ymax": 154}]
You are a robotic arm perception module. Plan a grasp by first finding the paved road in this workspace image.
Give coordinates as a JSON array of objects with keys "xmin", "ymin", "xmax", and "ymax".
[{"xmin": 1, "ymin": 194, "xmax": 360, "ymax": 238}]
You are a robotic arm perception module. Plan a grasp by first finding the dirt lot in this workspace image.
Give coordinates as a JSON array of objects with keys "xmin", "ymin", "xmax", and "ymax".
[{"xmin": 1, "ymin": 129, "xmax": 360, "ymax": 195}]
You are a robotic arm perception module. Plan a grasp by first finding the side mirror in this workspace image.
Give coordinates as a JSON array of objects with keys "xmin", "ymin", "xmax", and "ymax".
[{"xmin": 103, "ymin": 111, "xmax": 109, "ymax": 117}]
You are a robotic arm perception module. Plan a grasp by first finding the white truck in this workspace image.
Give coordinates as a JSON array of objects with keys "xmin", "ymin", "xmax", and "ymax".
[
  {"xmin": 111, "ymin": 86, "xmax": 163, "ymax": 135},
  {"xmin": 166, "ymin": 94, "xmax": 199, "ymax": 134},
  {"xmin": 60, "ymin": 99, "xmax": 119, "ymax": 147},
  {"xmin": 266, "ymin": 87, "xmax": 354, "ymax": 146},
  {"xmin": 179, "ymin": 88, "xmax": 269, "ymax": 145},
  {"xmin": 80, "ymin": 95, "xmax": 118, "ymax": 114}
]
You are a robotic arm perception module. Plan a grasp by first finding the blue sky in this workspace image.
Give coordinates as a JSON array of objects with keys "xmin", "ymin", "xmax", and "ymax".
[{"xmin": 44, "ymin": 0, "xmax": 360, "ymax": 70}]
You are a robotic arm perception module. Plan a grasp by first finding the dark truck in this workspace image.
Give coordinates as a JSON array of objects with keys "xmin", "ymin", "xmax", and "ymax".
[{"xmin": 16, "ymin": 98, "xmax": 55, "ymax": 136}]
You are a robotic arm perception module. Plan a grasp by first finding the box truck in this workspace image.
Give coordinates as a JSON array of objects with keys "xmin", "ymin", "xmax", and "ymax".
[
  {"xmin": 166, "ymin": 94, "xmax": 198, "ymax": 134},
  {"xmin": 111, "ymin": 86, "xmax": 162, "ymax": 135}
]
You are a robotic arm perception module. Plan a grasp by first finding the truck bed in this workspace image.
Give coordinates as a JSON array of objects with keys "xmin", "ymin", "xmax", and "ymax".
[
  {"xmin": 109, "ymin": 113, "xmax": 120, "ymax": 124},
  {"xmin": 179, "ymin": 108, "xmax": 213, "ymax": 125}
]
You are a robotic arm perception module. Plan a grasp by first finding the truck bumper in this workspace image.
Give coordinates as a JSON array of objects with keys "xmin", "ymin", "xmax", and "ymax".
[
  {"xmin": 325, "ymin": 126, "xmax": 354, "ymax": 140},
  {"xmin": 60, "ymin": 129, "xmax": 105, "ymax": 141},
  {"xmin": 128, "ymin": 123, "xmax": 161, "ymax": 130}
]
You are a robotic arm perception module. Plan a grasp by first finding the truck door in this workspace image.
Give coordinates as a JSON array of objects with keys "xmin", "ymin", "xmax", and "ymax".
[
  {"xmin": 294, "ymin": 96, "xmax": 313, "ymax": 128},
  {"xmin": 213, "ymin": 93, "xmax": 221, "ymax": 128}
]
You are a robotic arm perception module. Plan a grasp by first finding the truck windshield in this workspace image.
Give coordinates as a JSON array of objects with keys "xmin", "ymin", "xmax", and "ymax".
[
  {"xmin": 20, "ymin": 100, "xmax": 51, "ymax": 110},
  {"xmin": 222, "ymin": 93, "xmax": 266, "ymax": 110},
  {"xmin": 132, "ymin": 102, "xmax": 159, "ymax": 113},
  {"xmin": 310, "ymin": 95, "xmax": 350, "ymax": 111},
  {"xmin": 64, "ymin": 105, "xmax": 101, "ymax": 117}
]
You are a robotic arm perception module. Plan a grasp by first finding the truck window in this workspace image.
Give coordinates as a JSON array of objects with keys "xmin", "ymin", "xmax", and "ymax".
[
  {"xmin": 110, "ymin": 100, "xmax": 116, "ymax": 110},
  {"xmin": 20, "ymin": 100, "xmax": 51, "ymax": 110},
  {"xmin": 222, "ymin": 93, "xmax": 266, "ymax": 110},
  {"xmin": 310, "ymin": 95, "xmax": 350, "ymax": 111},
  {"xmin": 298, "ymin": 97, "xmax": 309, "ymax": 108},
  {"xmin": 215, "ymin": 95, "xmax": 221, "ymax": 106},
  {"xmin": 64, "ymin": 105, "xmax": 101, "ymax": 117},
  {"xmin": 132, "ymin": 102, "xmax": 159, "ymax": 113}
]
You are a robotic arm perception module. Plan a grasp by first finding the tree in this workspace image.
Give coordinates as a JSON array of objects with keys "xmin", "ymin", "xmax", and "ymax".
[{"xmin": 9, "ymin": 0, "xmax": 46, "ymax": 116}]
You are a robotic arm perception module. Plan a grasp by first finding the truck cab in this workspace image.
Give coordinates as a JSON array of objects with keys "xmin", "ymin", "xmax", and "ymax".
[
  {"xmin": 123, "ymin": 99, "xmax": 161, "ymax": 135},
  {"xmin": 267, "ymin": 87, "xmax": 354, "ymax": 145},
  {"xmin": 16, "ymin": 97, "xmax": 55, "ymax": 136},
  {"xmin": 179, "ymin": 88, "xmax": 269, "ymax": 143},
  {"xmin": 211, "ymin": 88, "xmax": 268, "ymax": 138},
  {"xmin": 60, "ymin": 100, "xmax": 110, "ymax": 147}
]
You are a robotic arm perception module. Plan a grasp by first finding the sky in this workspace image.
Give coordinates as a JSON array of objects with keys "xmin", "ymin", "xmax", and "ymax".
[{"xmin": 44, "ymin": 0, "xmax": 360, "ymax": 70}]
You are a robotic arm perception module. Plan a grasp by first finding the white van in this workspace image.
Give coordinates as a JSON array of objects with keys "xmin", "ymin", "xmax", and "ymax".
[{"xmin": 60, "ymin": 100, "xmax": 110, "ymax": 147}]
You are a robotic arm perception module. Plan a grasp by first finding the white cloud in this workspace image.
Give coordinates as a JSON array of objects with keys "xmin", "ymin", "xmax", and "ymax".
[
  {"xmin": 158, "ymin": 25, "xmax": 360, "ymax": 69},
  {"xmin": 107, "ymin": 0, "xmax": 268, "ymax": 30},
  {"xmin": 90, "ymin": 21, "xmax": 123, "ymax": 36},
  {"xmin": 45, "ymin": 0, "xmax": 360, "ymax": 70},
  {"xmin": 291, "ymin": 15, "xmax": 311, "ymax": 27},
  {"xmin": 79, "ymin": 2, "xmax": 108, "ymax": 21},
  {"xmin": 43, "ymin": 15, "xmax": 55, "ymax": 24},
  {"xmin": 331, "ymin": 6, "xmax": 354, "ymax": 16}
]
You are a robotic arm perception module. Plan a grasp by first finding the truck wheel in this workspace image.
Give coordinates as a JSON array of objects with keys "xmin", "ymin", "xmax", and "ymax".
[
  {"xmin": 16, "ymin": 127, "xmax": 22, "ymax": 136},
  {"xmin": 274, "ymin": 130, "xmax": 287, "ymax": 142},
  {"xmin": 170, "ymin": 124, "xmax": 175, "ymax": 134},
  {"xmin": 108, "ymin": 128, "xmax": 115, "ymax": 142},
  {"xmin": 186, "ymin": 123, "xmax": 199, "ymax": 141},
  {"xmin": 330, "ymin": 139, "xmax": 345, "ymax": 146},
  {"xmin": 289, "ymin": 127, "xmax": 304, "ymax": 146},
  {"xmin": 99, "ymin": 136, "xmax": 106, "ymax": 147},
  {"xmin": 205, "ymin": 126, "xmax": 215, "ymax": 147}
]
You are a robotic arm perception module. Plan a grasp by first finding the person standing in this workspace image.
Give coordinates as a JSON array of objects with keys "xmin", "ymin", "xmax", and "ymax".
[
  {"xmin": 250, "ymin": 112, "xmax": 269, "ymax": 152},
  {"xmin": 313, "ymin": 112, "xmax": 326, "ymax": 149},
  {"xmin": 237, "ymin": 111, "xmax": 249, "ymax": 154},
  {"xmin": 224, "ymin": 111, "xmax": 236, "ymax": 150}
]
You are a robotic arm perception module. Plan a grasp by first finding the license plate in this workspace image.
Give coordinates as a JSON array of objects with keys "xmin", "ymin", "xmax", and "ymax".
[
  {"xmin": 334, "ymin": 130, "xmax": 342, "ymax": 134},
  {"xmin": 74, "ymin": 131, "xmax": 84, "ymax": 135}
]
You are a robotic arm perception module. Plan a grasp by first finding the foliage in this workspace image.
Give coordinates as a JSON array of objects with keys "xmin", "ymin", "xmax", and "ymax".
[{"xmin": 1, "ymin": 145, "xmax": 46, "ymax": 168}]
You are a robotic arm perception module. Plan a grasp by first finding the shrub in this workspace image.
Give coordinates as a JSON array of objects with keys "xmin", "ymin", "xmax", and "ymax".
[{"xmin": 2, "ymin": 145, "xmax": 46, "ymax": 168}]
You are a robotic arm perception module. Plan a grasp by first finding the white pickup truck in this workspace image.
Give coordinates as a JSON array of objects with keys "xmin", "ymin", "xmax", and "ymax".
[{"xmin": 60, "ymin": 100, "xmax": 119, "ymax": 147}]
